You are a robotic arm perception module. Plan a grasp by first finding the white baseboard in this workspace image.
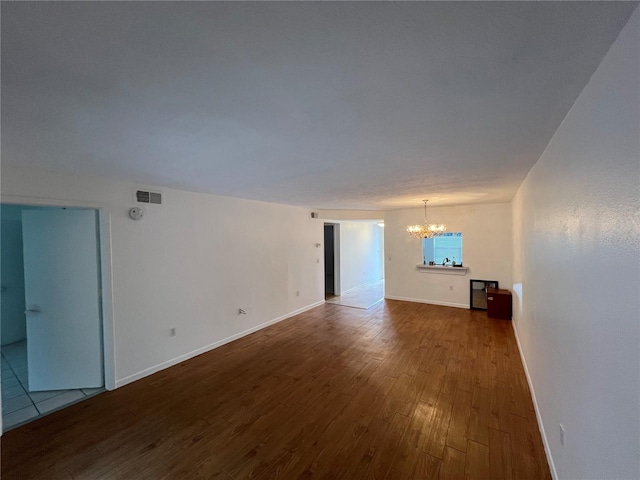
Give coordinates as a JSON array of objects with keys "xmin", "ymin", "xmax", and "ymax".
[
  {"xmin": 511, "ymin": 320, "xmax": 558, "ymax": 480},
  {"xmin": 115, "ymin": 300, "xmax": 325, "ymax": 388},
  {"xmin": 384, "ymin": 295, "xmax": 469, "ymax": 309}
]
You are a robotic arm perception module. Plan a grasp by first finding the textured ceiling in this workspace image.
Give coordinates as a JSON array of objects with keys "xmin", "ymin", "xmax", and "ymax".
[{"xmin": 1, "ymin": 2, "xmax": 637, "ymax": 209}]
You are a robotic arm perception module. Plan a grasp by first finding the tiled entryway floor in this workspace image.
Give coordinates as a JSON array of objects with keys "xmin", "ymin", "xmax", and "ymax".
[
  {"xmin": 325, "ymin": 279, "xmax": 385, "ymax": 309},
  {"xmin": 1, "ymin": 340, "xmax": 104, "ymax": 431}
]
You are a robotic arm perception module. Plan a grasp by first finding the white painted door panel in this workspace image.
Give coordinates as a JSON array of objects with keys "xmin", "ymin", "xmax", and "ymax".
[{"xmin": 22, "ymin": 209, "xmax": 103, "ymax": 391}]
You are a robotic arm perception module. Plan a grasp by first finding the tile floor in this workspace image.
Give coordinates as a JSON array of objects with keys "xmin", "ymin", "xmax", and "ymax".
[
  {"xmin": 1, "ymin": 340, "xmax": 104, "ymax": 431},
  {"xmin": 325, "ymin": 279, "xmax": 385, "ymax": 309}
]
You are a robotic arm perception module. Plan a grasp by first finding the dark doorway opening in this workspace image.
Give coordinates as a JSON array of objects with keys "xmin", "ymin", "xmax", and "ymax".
[{"xmin": 324, "ymin": 224, "xmax": 335, "ymax": 296}]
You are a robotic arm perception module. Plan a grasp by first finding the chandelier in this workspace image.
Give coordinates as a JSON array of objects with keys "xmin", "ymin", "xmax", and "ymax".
[{"xmin": 407, "ymin": 200, "xmax": 447, "ymax": 239}]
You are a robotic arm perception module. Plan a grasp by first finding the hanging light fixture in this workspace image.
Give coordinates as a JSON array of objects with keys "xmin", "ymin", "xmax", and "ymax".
[{"xmin": 407, "ymin": 199, "xmax": 446, "ymax": 238}]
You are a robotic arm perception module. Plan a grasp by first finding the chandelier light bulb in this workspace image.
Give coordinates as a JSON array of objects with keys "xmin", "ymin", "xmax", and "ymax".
[{"xmin": 406, "ymin": 200, "xmax": 447, "ymax": 239}]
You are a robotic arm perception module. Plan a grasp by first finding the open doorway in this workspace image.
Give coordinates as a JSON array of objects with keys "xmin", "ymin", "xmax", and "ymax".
[
  {"xmin": 323, "ymin": 220, "xmax": 385, "ymax": 309},
  {"xmin": 1, "ymin": 204, "xmax": 108, "ymax": 431},
  {"xmin": 323, "ymin": 224, "xmax": 339, "ymax": 298}
]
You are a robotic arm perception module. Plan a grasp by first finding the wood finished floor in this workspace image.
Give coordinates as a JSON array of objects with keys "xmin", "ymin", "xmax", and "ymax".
[{"xmin": 1, "ymin": 300, "xmax": 551, "ymax": 479}]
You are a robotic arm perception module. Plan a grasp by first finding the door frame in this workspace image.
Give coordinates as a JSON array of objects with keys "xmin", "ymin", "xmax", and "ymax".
[{"xmin": 1, "ymin": 195, "xmax": 116, "ymax": 392}]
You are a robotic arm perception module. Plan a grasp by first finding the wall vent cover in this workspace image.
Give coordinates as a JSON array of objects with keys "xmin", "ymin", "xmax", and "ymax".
[
  {"xmin": 136, "ymin": 190, "xmax": 162, "ymax": 205},
  {"xmin": 149, "ymin": 192, "xmax": 162, "ymax": 204}
]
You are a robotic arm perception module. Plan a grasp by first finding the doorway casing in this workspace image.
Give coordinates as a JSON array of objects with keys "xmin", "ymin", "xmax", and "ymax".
[{"xmin": 1, "ymin": 195, "xmax": 117, "ymax": 393}]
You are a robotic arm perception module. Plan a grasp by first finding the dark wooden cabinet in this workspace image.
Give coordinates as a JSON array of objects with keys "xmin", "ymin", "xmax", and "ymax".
[{"xmin": 486, "ymin": 287, "xmax": 512, "ymax": 320}]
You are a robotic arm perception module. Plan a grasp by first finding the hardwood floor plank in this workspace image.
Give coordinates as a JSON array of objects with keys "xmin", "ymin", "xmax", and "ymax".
[
  {"xmin": 488, "ymin": 427, "xmax": 514, "ymax": 480},
  {"xmin": 445, "ymin": 388, "xmax": 473, "ymax": 453},
  {"xmin": 379, "ymin": 373, "xmax": 412, "ymax": 422},
  {"xmin": 413, "ymin": 452, "xmax": 441, "ymax": 479},
  {"xmin": 290, "ymin": 421, "xmax": 366, "ymax": 480},
  {"xmin": 422, "ymin": 391, "xmax": 455, "ymax": 460},
  {"xmin": 418, "ymin": 363, "xmax": 446, "ymax": 406},
  {"xmin": 228, "ymin": 392, "xmax": 353, "ymax": 479},
  {"xmin": 0, "ymin": 300, "xmax": 550, "ymax": 480},
  {"xmin": 387, "ymin": 468, "xmax": 413, "ymax": 480},
  {"xmin": 456, "ymin": 356, "xmax": 476, "ymax": 393},
  {"xmin": 390, "ymin": 401, "xmax": 436, "ymax": 476},
  {"xmin": 365, "ymin": 411, "xmax": 410, "ymax": 479},
  {"xmin": 508, "ymin": 413, "xmax": 551, "ymax": 480},
  {"xmin": 347, "ymin": 373, "xmax": 398, "ymax": 427},
  {"xmin": 489, "ymin": 379, "xmax": 511, "ymax": 432},
  {"xmin": 333, "ymin": 416, "xmax": 391, "ymax": 479},
  {"xmin": 467, "ymin": 386, "xmax": 491, "ymax": 446},
  {"xmin": 465, "ymin": 440, "xmax": 490, "ymax": 479},
  {"xmin": 439, "ymin": 446, "xmax": 466, "ymax": 480},
  {"xmin": 441, "ymin": 358, "xmax": 461, "ymax": 396}
]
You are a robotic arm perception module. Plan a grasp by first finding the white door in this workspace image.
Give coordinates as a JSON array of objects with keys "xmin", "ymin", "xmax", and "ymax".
[{"xmin": 22, "ymin": 208, "xmax": 103, "ymax": 391}]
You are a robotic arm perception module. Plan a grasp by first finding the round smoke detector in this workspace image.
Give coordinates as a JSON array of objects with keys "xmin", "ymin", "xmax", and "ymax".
[{"xmin": 129, "ymin": 207, "xmax": 145, "ymax": 220}]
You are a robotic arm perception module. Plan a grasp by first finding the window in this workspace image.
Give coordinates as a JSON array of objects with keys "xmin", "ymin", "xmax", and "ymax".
[{"xmin": 422, "ymin": 233, "xmax": 463, "ymax": 265}]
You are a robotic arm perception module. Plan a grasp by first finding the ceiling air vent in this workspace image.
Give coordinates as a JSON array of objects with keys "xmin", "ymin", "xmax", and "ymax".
[{"xmin": 136, "ymin": 190, "xmax": 162, "ymax": 205}]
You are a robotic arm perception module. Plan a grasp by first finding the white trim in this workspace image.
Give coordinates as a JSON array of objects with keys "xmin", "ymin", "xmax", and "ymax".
[
  {"xmin": 1, "ymin": 194, "xmax": 104, "ymax": 209},
  {"xmin": 332, "ymin": 223, "xmax": 341, "ymax": 295},
  {"xmin": 115, "ymin": 300, "xmax": 325, "ymax": 388},
  {"xmin": 384, "ymin": 295, "xmax": 468, "ymax": 309},
  {"xmin": 511, "ymin": 320, "xmax": 557, "ymax": 480},
  {"xmin": 97, "ymin": 210, "xmax": 117, "ymax": 391},
  {"xmin": 0, "ymin": 197, "xmax": 117, "ymax": 394},
  {"xmin": 416, "ymin": 265, "xmax": 468, "ymax": 275}
]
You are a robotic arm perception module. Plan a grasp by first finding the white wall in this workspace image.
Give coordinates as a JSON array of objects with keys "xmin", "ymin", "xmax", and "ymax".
[
  {"xmin": 317, "ymin": 209, "xmax": 383, "ymax": 221},
  {"xmin": 337, "ymin": 221, "xmax": 384, "ymax": 293},
  {"xmin": 0, "ymin": 166, "xmax": 325, "ymax": 387},
  {"xmin": 0, "ymin": 205, "xmax": 27, "ymax": 345},
  {"xmin": 511, "ymin": 8, "xmax": 639, "ymax": 479},
  {"xmin": 385, "ymin": 203, "xmax": 511, "ymax": 308}
]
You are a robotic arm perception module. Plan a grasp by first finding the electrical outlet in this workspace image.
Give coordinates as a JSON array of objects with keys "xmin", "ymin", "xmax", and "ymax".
[
  {"xmin": 559, "ymin": 424, "xmax": 566, "ymax": 447},
  {"xmin": 170, "ymin": 328, "xmax": 176, "ymax": 337}
]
